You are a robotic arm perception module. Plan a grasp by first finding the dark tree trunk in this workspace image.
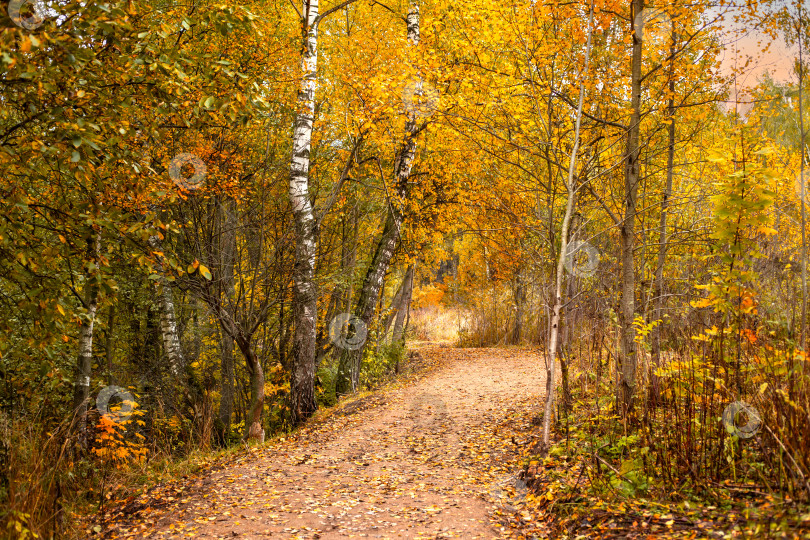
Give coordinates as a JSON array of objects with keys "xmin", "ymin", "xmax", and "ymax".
[
  {"xmin": 392, "ymin": 265, "xmax": 414, "ymax": 344},
  {"xmin": 105, "ymin": 304, "xmax": 115, "ymax": 385},
  {"xmin": 218, "ymin": 199, "xmax": 237, "ymax": 440},
  {"xmin": 237, "ymin": 338, "xmax": 265, "ymax": 443},
  {"xmin": 651, "ymin": 28, "xmax": 677, "ymax": 406},
  {"xmin": 617, "ymin": 0, "xmax": 645, "ymax": 415},
  {"xmin": 512, "ymin": 270, "xmax": 526, "ymax": 344}
]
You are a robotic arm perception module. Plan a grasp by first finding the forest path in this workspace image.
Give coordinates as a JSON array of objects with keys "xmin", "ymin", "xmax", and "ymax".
[{"xmin": 108, "ymin": 347, "xmax": 547, "ymax": 539}]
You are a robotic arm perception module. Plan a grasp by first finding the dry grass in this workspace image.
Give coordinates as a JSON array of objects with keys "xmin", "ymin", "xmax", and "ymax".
[{"xmin": 408, "ymin": 305, "xmax": 470, "ymax": 346}]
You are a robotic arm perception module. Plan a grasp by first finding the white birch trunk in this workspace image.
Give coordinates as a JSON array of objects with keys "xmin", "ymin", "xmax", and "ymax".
[
  {"xmin": 542, "ymin": 0, "xmax": 594, "ymax": 447},
  {"xmin": 289, "ymin": 0, "xmax": 321, "ymax": 423},
  {"xmin": 148, "ymin": 235, "xmax": 185, "ymax": 377},
  {"xmin": 72, "ymin": 235, "xmax": 100, "ymax": 439},
  {"xmin": 334, "ymin": 2, "xmax": 421, "ymax": 395}
]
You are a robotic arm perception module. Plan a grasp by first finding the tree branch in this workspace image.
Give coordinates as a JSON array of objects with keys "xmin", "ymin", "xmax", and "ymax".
[{"xmin": 316, "ymin": 0, "xmax": 361, "ymax": 24}]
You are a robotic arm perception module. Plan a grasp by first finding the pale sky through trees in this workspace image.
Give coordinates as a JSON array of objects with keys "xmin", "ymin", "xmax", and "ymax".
[{"xmin": 715, "ymin": 1, "xmax": 801, "ymax": 114}]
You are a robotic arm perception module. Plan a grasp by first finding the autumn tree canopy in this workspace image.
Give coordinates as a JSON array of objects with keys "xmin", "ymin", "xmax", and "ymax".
[{"xmin": 1, "ymin": 0, "xmax": 809, "ymax": 536}]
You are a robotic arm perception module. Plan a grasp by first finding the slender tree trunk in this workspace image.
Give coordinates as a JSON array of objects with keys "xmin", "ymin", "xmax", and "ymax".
[
  {"xmin": 391, "ymin": 266, "xmax": 414, "ymax": 343},
  {"xmin": 543, "ymin": 0, "xmax": 593, "ymax": 446},
  {"xmin": 289, "ymin": 0, "xmax": 320, "ymax": 424},
  {"xmin": 798, "ymin": 1, "xmax": 807, "ymax": 350},
  {"xmin": 203, "ymin": 289, "xmax": 264, "ymax": 444},
  {"xmin": 617, "ymin": 0, "xmax": 645, "ymax": 415},
  {"xmin": 561, "ymin": 275, "xmax": 577, "ymax": 411},
  {"xmin": 72, "ymin": 234, "xmax": 101, "ymax": 439},
  {"xmin": 72, "ymin": 294, "xmax": 97, "ymax": 430},
  {"xmin": 513, "ymin": 269, "xmax": 526, "ymax": 344},
  {"xmin": 156, "ymin": 280, "xmax": 185, "ymax": 376},
  {"xmin": 325, "ymin": 210, "xmax": 358, "ymax": 370},
  {"xmin": 334, "ymin": 213, "xmax": 399, "ymax": 396},
  {"xmin": 237, "ymin": 338, "xmax": 265, "ymax": 443},
  {"xmin": 392, "ymin": 265, "xmax": 415, "ymax": 344},
  {"xmin": 335, "ymin": 2, "xmax": 421, "ymax": 396},
  {"xmin": 651, "ymin": 22, "xmax": 677, "ymax": 405},
  {"xmin": 218, "ymin": 199, "xmax": 237, "ymax": 440},
  {"xmin": 148, "ymin": 236, "xmax": 186, "ymax": 377},
  {"xmin": 105, "ymin": 304, "xmax": 115, "ymax": 385},
  {"xmin": 382, "ymin": 271, "xmax": 407, "ymax": 339},
  {"xmin": 148, "ymin": 232, "xmax": 207, "ymax": 436},
  {"xmin": 334, "ymin": 190, "xmax": 408, "ymax": 394},
  {"xmin": 219, "ymin": 330, "xmax": 235, "ymax": 438}
]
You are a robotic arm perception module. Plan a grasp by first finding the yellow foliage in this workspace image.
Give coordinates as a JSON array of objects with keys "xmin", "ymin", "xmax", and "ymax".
[
  {"xmin": 92, "ymin": 408, "xmax": 147, "ymax": 468},
  {"xmin": 411, "ymin": 283, "xmax": 446, "ymax": 309}
]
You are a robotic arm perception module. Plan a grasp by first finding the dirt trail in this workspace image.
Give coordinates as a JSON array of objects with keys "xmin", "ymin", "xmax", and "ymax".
[{"xmin": 107, "ymin": 348, "xmax": 547, "ymax": 539}]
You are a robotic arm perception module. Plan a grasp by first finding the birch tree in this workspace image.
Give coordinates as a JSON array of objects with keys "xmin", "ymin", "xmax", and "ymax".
[
  {"xmin": 289, "ymin": 0, "xmax": 321, "ymax": 424},
  {"xmin": 289, "ymin": 0, "xmax": 359, "ymax": 422},
  {"xmin": 335, "ymin": 1, "xmax": 423, "ymax": 396},
  {"xmin": 72, "ymin": 234, "xmax": 101, "ymax": 441},
  {"xmin": 542, "ymin": 0, "xmax": 594, "ymax": 447},
  {"xmin": 148, "ymin": 234, "xmax": 186, "ymax": 379}
]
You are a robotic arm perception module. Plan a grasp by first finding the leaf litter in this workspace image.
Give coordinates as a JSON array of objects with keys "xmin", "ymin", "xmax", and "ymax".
[{"xmin": 94, "ymin": 347, "xmax": 549, "ymax": 539}]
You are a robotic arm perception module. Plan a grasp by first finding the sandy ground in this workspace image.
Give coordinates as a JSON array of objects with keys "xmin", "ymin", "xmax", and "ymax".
[{"xmin": 103, "ymin": 347, "xmax": 548, "ymax": 539}]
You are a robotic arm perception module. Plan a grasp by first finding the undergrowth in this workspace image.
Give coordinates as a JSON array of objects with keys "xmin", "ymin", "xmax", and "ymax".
[
  {"xmin": 9, "ymin": 342, "xmax": 417, "ymax": 539},
  {"xmin": 514, "ymin": 365, "xmax": 810, "ymax": 539}
]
